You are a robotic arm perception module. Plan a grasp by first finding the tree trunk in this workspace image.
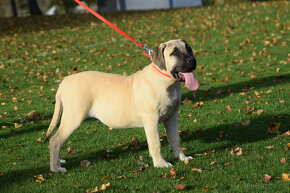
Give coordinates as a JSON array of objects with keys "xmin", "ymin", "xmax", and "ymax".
[
  {"xmin": 11, "ymin": 0, "xmax": 18, "ymax": 17},
  {"xmin": 28, "ymin": 0, "xmax": 42, "ymax": 15}
]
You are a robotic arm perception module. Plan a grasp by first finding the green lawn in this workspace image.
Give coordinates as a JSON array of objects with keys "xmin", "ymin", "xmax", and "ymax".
[{"xmin": 0, "ymin": 1, "xmax": 289, "ymax": 192}]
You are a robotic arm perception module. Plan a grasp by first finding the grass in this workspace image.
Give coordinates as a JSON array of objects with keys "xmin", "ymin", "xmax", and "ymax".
[{"xmin": 0, "ymin": 1, "xmax": 289, "ymax": 192}]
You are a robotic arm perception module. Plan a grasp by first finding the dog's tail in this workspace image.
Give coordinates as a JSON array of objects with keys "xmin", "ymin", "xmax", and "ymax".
[{"xmin": 45, "ymin": 93, "xmax": 62, "ymax": 142}]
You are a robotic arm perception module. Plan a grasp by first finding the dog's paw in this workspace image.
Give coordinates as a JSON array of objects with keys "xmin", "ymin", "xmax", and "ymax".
[
  {"xmin": 50, "ymin": 166, "xmax": 67, "ymax": 173},
  {"xmin": 59, "ymin": 158, "xmax": 66, "ymax": 164},
  {"xmin": 178, "ymin": 153, "xmax": 194, "ymax": 161},
  {"xmin": 154, "ymin": 160, "xmax": 173, "ymax": 168}
]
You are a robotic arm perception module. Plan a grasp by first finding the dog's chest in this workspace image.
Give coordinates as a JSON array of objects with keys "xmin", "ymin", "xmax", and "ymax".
[{"xmin": 158, "ymin": 84, "xmax": 181, "ymax": 121}]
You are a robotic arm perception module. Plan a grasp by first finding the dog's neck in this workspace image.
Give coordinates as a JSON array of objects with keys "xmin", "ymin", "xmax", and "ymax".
[{"xmin": 151, "ymin": 63, "xmax": 172, "ymax": 79}]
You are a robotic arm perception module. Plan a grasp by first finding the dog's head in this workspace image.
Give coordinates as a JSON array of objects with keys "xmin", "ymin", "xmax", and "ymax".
[{"xmin": 151, "ymin": 39, "xmax": 198, "ymax": 90}]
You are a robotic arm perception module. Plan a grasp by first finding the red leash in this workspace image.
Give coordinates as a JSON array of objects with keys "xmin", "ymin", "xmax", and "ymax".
[
  {"xmin": 74, "ymin": 0, "xmax": 171, "ymax": 78},
  {"xmin": 74, "ymin": 0, "xmax": 152, "ymax": 58}
]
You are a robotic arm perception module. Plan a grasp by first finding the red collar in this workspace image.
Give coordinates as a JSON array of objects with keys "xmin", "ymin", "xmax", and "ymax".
[{"xmin": 151, "ymin": 63, "xmax": 172, "ymax": 79}]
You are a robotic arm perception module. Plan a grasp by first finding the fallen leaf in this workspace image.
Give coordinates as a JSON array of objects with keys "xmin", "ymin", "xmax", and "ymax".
[
  {"xmin": 80, "ymin": 160, "xmax": 91, "ymax": 167},
  {"xmin": 132, "ymin": 167, "xmax": 146, "ymax": 174},
  {"xmin": 202, "ymin": 186, "xmax": 211, "ymax": 191},
  {"xmin": 279, "ymin": 130, "xmax": 290, "ymax": 136},
  {"xmin": 183, "ymin": 98, "xmax": 192, "ymax": 104},
  {"xmin": 117, "ymin": 176, "xmax": 127, "ymax": 179},
  {"xmin": 175, "ymin": 184, "xmax": 186, "ymax": 190},
  {"xmin": 281, "ymin": 158, "xmax": 286, "ymax": 164},
  {"xmin": 268, "ymin": 122, "xmax": 281, "ymax": 134},
  {"xmin": 193, "ymin": 101, "xmax": 204, "ymax": 108},
  {"xmin": 192, "ymin": 168, "xmax": 203, "ymax": 173},
  {"xmin": 210, "ymin": 161, "xmax": 219, "ymax": 165},
  {"xmin": 10, "ymin": 129, "xmax": 16, "ymax": 135},
  {"xmin": 36, "ymin": 137, "xmax": 41, "ymax": 142},
  {"xmin": 100, "ymin": 183, "xmax": 110, "ymax": 191},
  {"xmin": 226, "ymin": 105, "xmax": 231, "ymax": 111},
  {"xmin": 34, "ymin": 174, "xmax": 45, "ymax": 183},
  {"xmin": 0, "ymin": 171, "xmax": 3, "ymax": 176},
  {"xmin": 132, "ymin": 136, "xmax": 139, "ymax": 146},
  {"xmin": 286, "ymin": 143, "xmax": 290, "ymax": 151},
  {"xmin": 278, "ymin": 98, "xmax": 285, "ymax": 103},
  {"xmin": 170, "ymin": 168, "xmax": 178, "ymax": 178},
  {"xmin": 263, "ymin": 174, "xmax": 271, "ymax": 182},
  {"xmin": 160, "ymin": 173, "xmax": 167, "ymax": 178},
  {"xmin": 67, "ymin": 145, "xmax": 76, "ymax": 155},
  {"xmin": 73, "ymin": 185, "xmax": 79, "ymax": 188},
  {"xmin": 257, "ymin": 109, "xmax": 263, "ymax": 115},
  {"xmin": 121, "ymin": 185, "xmax": 128, "ymax": 192},
  {"xmin": 14, "ymin": 123, "xmax": 22, "ymax": 128},
  {"xmin": 242, "ymin": 120, "xmax": 250, "ymax": 126},
  {"xmin": 224, "ymin": 162, "xmax": 231, "ymax": 166},
  {"xmin": 266, "ymin": 146, "xmax": 274, "ymax": 149},
  {"xmin": 231, "ymin": 147, "xmax": 242, "ymax": 156},
  {"xmin": 180, "ymin": 177, "xmax": 189, "ymax": 180},
  {"xmin": 85, "ymin": 186, "xmax": 98, "ymax": 193},
  {"xmin": 281, "ymin": 173, "xmax": 290, "ymax": 181}
]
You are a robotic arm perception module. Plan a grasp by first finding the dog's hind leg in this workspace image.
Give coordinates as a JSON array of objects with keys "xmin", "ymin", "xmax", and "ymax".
[{"xmin": 49, "ymin": 111, "xmax": 85, "ymax": 172}]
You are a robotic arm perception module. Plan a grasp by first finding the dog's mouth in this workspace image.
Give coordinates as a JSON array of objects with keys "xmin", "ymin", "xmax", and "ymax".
[{"xmin": 171, "ymin": 67, "xmax": 199, "ymax": 91}]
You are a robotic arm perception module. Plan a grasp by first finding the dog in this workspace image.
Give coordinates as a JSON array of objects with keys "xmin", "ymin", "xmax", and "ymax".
[{"xmin": 45, "ymin": 39, "xmax": 199, "ymax": 172}]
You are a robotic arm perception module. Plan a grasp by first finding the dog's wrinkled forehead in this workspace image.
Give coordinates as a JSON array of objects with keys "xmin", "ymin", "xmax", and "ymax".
[{"xmin": 165, "ymin": 39, "xmax": 193, "ymax": 56}]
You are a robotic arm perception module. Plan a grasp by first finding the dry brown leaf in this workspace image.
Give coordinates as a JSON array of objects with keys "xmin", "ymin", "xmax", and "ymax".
[
  {"xmin": 242, "ymin": 120, "xmax": 250, "ymax": 126},
  {"xmin": 175, "ymin": 184, "xmax": 186, "ymax": 190},
  {"xmin": 202, "ymin": 186, "xmax": 211, "ymax": 191},
  {"xmin": 14, "ymin": 123, "xmax": 22, "ymax": 128},
  {"xmin": 117, "ymin": 176, "xmax": 127, "ymax": 179},
  {"xmin": 85, "ymin": 186, "xmax": 98, "ymax": 193},
  {"xmin": 67, "ymin": 145, "xmax": 76, "ymax": 155},
  {"xmin": 80, "ymin": 160, "xmax": 91, "ymax": 167},
  {"xmin": 132, "ymin": 167, "xmax": 146, "ymax": 174},
  {"xmin": 224, "ymin": 162, "xmax": 231, "ymax": 166},
  {"xmin": 34, "ymin": 174, "xmax": 45, "ymax": 183},
  {"xmin": 36, "ymin": 137, "xmax": 41, "ymax": 142},
  {"xmin": 0, "ymin": 171, "xmax": 3, "ymax": 176},
  {"xmin": 192, "ymin": 168, "xmax": 203, "ymax": 173},
  {"xmin": 231, "ymin": 147, "xmax": 242, "ymax": 156},
  {"xmin": 170, "ymin": 168, "xmax": 178, "ymax": 178},
  {"xmin": 210, "ymin": 161, "xmax": 218, "ymax": 165},
  {"xmin": 266, "ymin": 146, "xmax": 274, "ymax": 149},
  {"xmin": 257, "ymin": 109, "xmax": 263, "ymax": 115},
  {"xmin": 182, "ymin": 98, "xmax": 192, "ymax": 104},
  {"xmin": 263, "ymin": 174, "xmax": 271, "ymax": 182},
  {"xmin": 226, "ymin": 105, "xmax": 231, "ymax": 111},
  {"xmin": 281, "ymin": 158, "xmax": 286, "ymax": 164},
  {"xmin": 268, "ymin": 122, "xmax": 281, "ymax": 134},
  {"xmin": 132, "ymin": 136, "xmax": 139, "ymax": 146},
  {"xmin": 279, "ymin": 130, "xmax": 290, "ymax": 137},
  {"xmin": 281, "ymin": 173, "xmax": 290, "ymax": 181},
  {"xmin": 100, "ymin": 183, "xmax": 110, "ymax": 191}
]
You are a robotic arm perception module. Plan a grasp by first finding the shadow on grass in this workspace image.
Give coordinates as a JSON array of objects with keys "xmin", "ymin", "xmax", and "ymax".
[
  {"xmin": 1, "ymin": 114, "xmax": 288, "ymax": 189},
  {"xmin": 0, "ymin": 115, "xmax": 52, "ymax": 139},
  {"xmin": 182, "ymin": 73, "xmax": 289, "ymax": 103}
]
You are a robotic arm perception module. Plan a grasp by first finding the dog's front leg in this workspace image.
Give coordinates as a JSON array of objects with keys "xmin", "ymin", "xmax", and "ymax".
[
  {"xmin": 142, "ymin": 115, "xmax": 172, "ymax": 168},
  {"xmin": 164, "ymin": 111, "xmax": 193, "ymax": 162}
]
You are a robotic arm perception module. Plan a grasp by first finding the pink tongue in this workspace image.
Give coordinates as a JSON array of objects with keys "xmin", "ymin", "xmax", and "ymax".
[{"xmin": 179, "ymin": 72, "xmax": 199, "ymax": 91}]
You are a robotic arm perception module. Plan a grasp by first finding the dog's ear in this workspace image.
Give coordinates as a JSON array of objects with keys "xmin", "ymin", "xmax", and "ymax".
[{"xmin": 151, "ymin": 43, "xmax": 166, "ymax": 70}]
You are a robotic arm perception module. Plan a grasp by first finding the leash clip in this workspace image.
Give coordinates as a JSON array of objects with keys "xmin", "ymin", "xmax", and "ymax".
[{"xmin": 142, "ymin": 46, "xmax": 153, "ymax": 56}]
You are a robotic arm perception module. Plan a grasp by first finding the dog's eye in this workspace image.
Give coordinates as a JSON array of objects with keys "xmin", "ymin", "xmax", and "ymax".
[{"xmin": 171, "ymin": 51, "xmax": 178, "ymax": 56}]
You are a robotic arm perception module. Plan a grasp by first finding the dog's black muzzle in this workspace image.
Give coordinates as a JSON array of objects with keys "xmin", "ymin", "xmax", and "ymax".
[{"xmin": 171, "ymin": 57, "xmax": 197, "ymax": 81}]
